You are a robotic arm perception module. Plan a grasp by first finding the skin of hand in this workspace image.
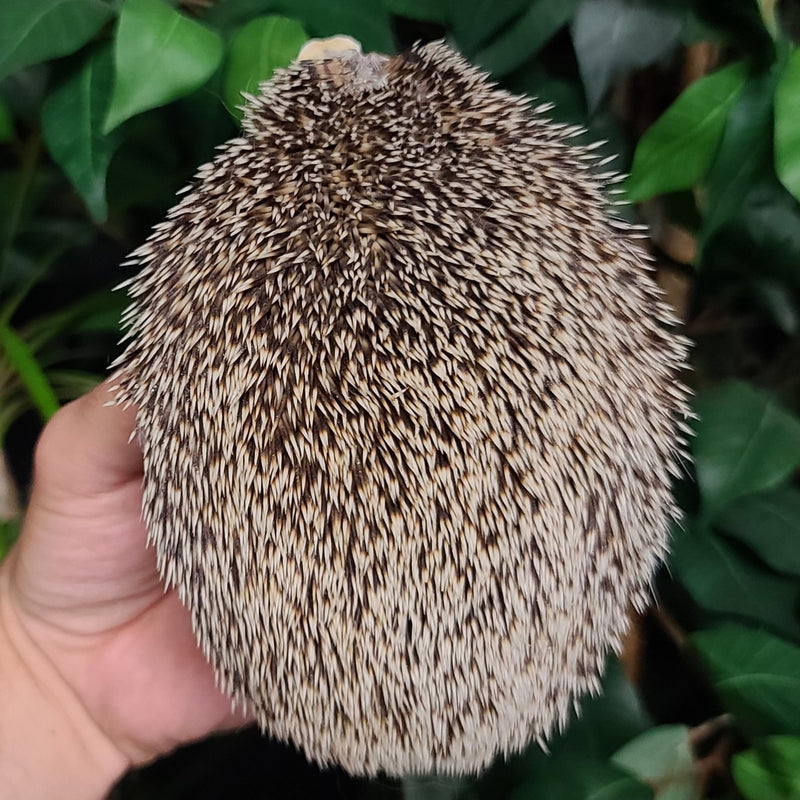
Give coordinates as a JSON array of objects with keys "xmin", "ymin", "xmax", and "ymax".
[{"xmin": 0, "ymin": 380, "xmax": 249, "ymax": 795}]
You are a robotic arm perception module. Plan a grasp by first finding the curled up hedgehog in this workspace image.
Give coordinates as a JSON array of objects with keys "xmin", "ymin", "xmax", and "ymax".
[{"xmin": 112, "ymin": 38, "xmax": 690, "ymax": 776}]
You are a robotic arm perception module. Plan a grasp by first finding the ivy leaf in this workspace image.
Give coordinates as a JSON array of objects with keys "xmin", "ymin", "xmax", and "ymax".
[
  {"xmin": 0, "ymin": 0, "xmax": 116, "ymax": 82},
  {"xmin": 224, "ymin": 16, "xmax": 307, "ymax": 121},
  {"xmin": 625, "ymin": 61, "xmax": 746, "ymax": 201},
  {"xmin": 104, "ymin": 0, "xmax": 223, "ymax": 133},
  {"xmin": 692, "ymin": 380, "xmax": 800, "ymax": 520},
  {"xmin": 612, "ymin": 725, "xmax": 697, "ymax": 800},
  {"xmin": 693, "ymin": 625, "xmax": 800, "ymax": 737},
  {"xmin": 42, "ymin": 45, "xmax": 117, "ymax": 222},
  {"xmin": 775, "ymin": 47, "xmax": 800, "ymax": 203},
  {"xmin": 734, "ymin": 736, "xmax": 800, "ymax": 800},
  {"xmin": 717, "ymin": 487, "xmax": 800, "ymax": 579},
  {"xmin": 472, "ymin": 0, "xmax": 582, "ymax": 78},
  {"xmin": 670, "ymin": 524, "xmax": 800, "ymax": 640},
  {"xmin": 572, "ymin": 0, "xmax": 684, "ymax": 112}
]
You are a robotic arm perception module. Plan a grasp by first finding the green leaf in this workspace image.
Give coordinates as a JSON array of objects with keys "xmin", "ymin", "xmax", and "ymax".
[
  {"xmin": 702, "ymin": 175, "xmax": 800, "ymax": 293},
  {"xmin": 447, "ymin": 0, "xmax": 530, "ymax": 56},
  {"xmin": 693, "ymin": 625, "xmax": 800, "ymax": 737},
  {"xmin": 0, "ymin": 0, "xmax": 116, "ymax": 82},
  {"xmin": 572, "ymin": 0, "xmax": 684, "ymax": 111},
  {"xmin": 692, "ymin": 381, "xmax": 800, "ymax": 520},
  {"xmin": 512, "ymin": 758, "xmax": 653, "ymax": 800},
  {"xmin": 757, "ymin": 0, "xmax": 780, "ymax": 39},
  {"xmin": 0, "ymin": 517, "xmax": 22, "ymax": 562},
  {"xmin": 717, "ymin": 487, "xmax": 800, "ymax": 579},
  {"xmin": 625, "ymin": 61, "xmax": 747, "ymax": 201},
  {"xmin": 612, "ymin": 725, "xmax": 696, "ymax": 800},
  {"xmin": 224, "ymin": 16, "xmax": 307, "ymax": 121},
  {"xmin": 670, "ymin": 524, "xmax": 800, "ymax": 640},
  {"xmin": 105, "ymin": 0, "xmax": 223, "ymax": 133},
  {"xmin": 751, "ymin": 280, "xmax": 800, "ymax": 336},
  {"xmin": 775, "ymin": 47, "xmax": 800, "ymax": 203},
  {"xmin": 734, "ymin": 736, "xmax": 800, "ymax": 800},
  {"xmin": 0, "ymin": 322, "xmax": 59, "ymax": 421},
  {"xmin": 472, "ymin": 0, "xmax": 582, "ymax": 78},
  {"xmin": 42, "ymin": 45, "xmax": 117, "ymax": 221},
  {"xmin": 0, "ymin": 98, "xmax": 12, "ymax": 142},
  {"xmin": 402, "ymin": 775, "xmax": 477, "ymax": 800},
  {"xmin": 699, "ymin": 67, "xmax": 779, "ymax": 256},
  {"xmin": 205, "ymin": 0, "xmax": 394, "ymax": 53},
  {"xmin": 386, "ymin": 0, "xmax": 448, "ymax": 23}
]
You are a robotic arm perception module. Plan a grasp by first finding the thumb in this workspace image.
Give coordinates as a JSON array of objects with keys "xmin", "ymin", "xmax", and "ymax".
[{"xmin": 33, "ymin": 379, "xmax": 142, "ymax": 498}]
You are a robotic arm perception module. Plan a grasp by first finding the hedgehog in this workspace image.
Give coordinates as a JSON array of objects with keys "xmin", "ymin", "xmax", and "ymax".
[{"xmin": 111, "ymin": 39, "xmax": 690, "ymax": 776}]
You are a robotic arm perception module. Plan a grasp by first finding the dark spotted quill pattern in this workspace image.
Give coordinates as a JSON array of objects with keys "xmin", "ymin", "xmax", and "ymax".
[{"xmin": 113, "ymin": 41, "xmax": 689, "ymax": 775}]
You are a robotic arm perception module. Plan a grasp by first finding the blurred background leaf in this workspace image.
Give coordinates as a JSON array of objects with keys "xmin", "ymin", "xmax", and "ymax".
[
  {"xmin": 572, "ymin": 0, "xmax": 684, "ymax": 112},
  {"xmin": 733, "ymin": 736, "xmax": 800, "ymax": 800},
  {"xmin": 41, "ymin": 44, "xmax": 117, "ymax": 221},
  {"xmin": 774, "ymin": 46, "xmax": 800, "ymax": 202},
  {"xmin": 716, "ymin": 486, "xmax": 800, "ymax": 578},
  {"xmin": 223, "ymin": 15, "xmax": 307, "ymax": 121},
  {"xmin": 0, "ymin": 0, "xmax": 117, "ymax": 82},
  {"xmin": 611, "ymin": 725, "xmax": 697, "ymax": 800},
  {"xmin": 105, "ymin": 0, "xmax": 224, "ymax": 132},
  {"xmin": 691, "ymin": 380, "xmax": 800, "ymax": 521},
  {"xmin": 693, "ymin": 625, "xmax": 800, "ymax": 738}
]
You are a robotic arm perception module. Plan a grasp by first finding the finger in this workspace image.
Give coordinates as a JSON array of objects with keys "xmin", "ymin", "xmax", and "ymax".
[{"xmin": 33, "ymin": 379, "xmax": 142, "ymax": 497}]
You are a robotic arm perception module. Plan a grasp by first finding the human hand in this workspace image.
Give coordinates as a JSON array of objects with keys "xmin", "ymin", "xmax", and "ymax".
[{"xmin": 0, "ymin": 381, "xmax": 249, "ymax": 798}]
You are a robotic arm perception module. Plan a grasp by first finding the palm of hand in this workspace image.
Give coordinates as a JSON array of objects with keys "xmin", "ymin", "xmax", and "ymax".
[{"xmin": 6, "ymin": 384, "xmax": 247, "ymax": 765}]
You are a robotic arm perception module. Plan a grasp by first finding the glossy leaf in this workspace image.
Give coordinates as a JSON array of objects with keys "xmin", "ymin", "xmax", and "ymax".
[
  {"xmin": 699, "ymin": 68, "xmax": 778, "ymax": 256},
  {"xmin": 0, "ymin": 323, "xmax": 59, "ymax": 421},
  {"xmin": 717, "ymin": 487, "xmax": 800, "ymax": 578},
  {"xmin": 572, "ymin": 0, "xmax": 683, "ymax": 111},
  {"xmin": 612, "ymin": 726, "xmax": 696, "ymax": 800},
  {"xmin": 473, "ymin": 0, "xmax": 582, "ymax": 78},
  {"xmin": 205, "ymin": 0, "xmax": 394, "ymax": 53},
  {"xmin": 702, "ymin": 175, "xmax": 800, "ymax": 293},
  {"xmin": 224, "ymin": 16, "xmax": 307, "ymax": 120},
  {"xmin": 42, "ymin": 45, "xmax": 116, "ymax": 221},
  {"xmin": 105, "ymin": 0, "xmax": 223, "ymax": 133},
  {"xmin": 775, "ymin": 47, "xmax": 800, "ymax": 203},
  {"xmin": 625, "ymin": 62, "xmax": 746, "ymax": 201},
  {"xmin": 511, "ymin": 758, "xmax": 653, "ymax": 800},
  {"xmin": 446, "ymin": 0, "xmax": 530, "ymax": 55},
  {"xmin": 692, "ymin": 381, "xmax": 800, "ymax": 520},
  {"xmin": 0, "ymin": 0, "xmax": 116, "ymax": 82},
  {"xmin": 734, "ymin": 736, "xmax": 800, "ymax": 800},
  {"xmin": 693, "ymin": 625, "xmax": 800, "ymax": 736},
  {"xmin": 670, "ymin": 524, "xmax": 800, "ymax": 639}
]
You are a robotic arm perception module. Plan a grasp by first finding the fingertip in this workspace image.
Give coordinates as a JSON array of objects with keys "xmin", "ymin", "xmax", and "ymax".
[{"xmin": 34, "ymin": 378, "xmax": 143, "ymax": 495}]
